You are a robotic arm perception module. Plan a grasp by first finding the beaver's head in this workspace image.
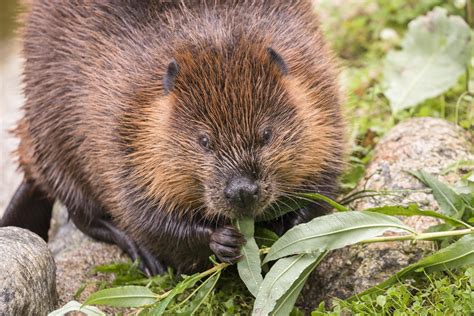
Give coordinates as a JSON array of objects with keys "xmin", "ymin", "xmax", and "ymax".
[{"xmin": 129, "ymin": 41, "xmax": 344, "ymax": 221}]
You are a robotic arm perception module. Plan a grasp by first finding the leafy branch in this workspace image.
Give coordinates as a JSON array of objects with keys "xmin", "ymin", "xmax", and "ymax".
[{"xmin": 70, "ymin": 167, "xmax": 473, "ymax": 316}]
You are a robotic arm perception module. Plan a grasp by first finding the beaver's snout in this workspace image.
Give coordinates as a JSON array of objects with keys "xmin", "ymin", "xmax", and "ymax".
[{"xmin": 224, "ymin": 176, "xmax": 260, "ymax": 213}]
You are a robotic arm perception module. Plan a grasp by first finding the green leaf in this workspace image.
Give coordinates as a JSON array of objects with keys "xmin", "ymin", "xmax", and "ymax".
[
  {"xmin": 365, "ymin": 204, "xmax": 470, "ymax": 228},
  {"xmin": 341, "ymin": 164, "xmax": 366, "ymax": 191},
  {"xmin": 376, "ymin": 295, "xmax": 386, "ymax": 307},
  {"xmin": 384, "ymin": 7, "xmax": 472, "ymax": 112},
  {"xmin": 148, "ymin": 273, "xmax": 202, "ymax": 315},
  {"xmin": 92, "ymin": 261, "xmax": 138, "ymax": 274},
  {"xmin": 442, "ymin": 160, "xmax": 474, "ymax": 175},
  {"xmin": 258, "ymin": 193, "xmax": 347, "ymax": 222},
  {"xmin": 255, "ymin": 227, "xmax": 280, "ymax": 248},
  {"xmin": 258, "ymin": 197, "xmax": 309, "ymax": 221},
  {"xmin": 351, "ymin": 234, "xmax": 474, "ymax": 299},
  {"xmin": 298, "ymin": 193, "xmax": 349, "ymax": 212},
  {"xmin": 272, "ymin": 252, "xmax": 328, "ymax": 316},
  {"xmin": 48, "ymin": 301, "xmax": 105, "ymax": 316},
  {"xmin": 83, "ymin": 286, "xmax": 156, "ymax": 307},
  {"xmin": 263, "ymin": 211, "xmax": 413, "ymax": 263},
  {"xmin": 424, "ymin": 223, "xmax": 453, "ymax": 233},
  {"xmin": 252, "ymin": 252, "xmax": 325, "ymax": 316},
  {"xmin": 180, "ymin": 271, "xmax": 221, "ymax": 315},
  {"xmin": 410, "ymin": 170, "xmax": 465, "ymax": 218},
  {"xmin": 235, "ymin": 218, "xmax": 263, "ymax": 297},
  {"xmin": 418, "ymin": 235, "xmax": 474, "ymax": 273}
]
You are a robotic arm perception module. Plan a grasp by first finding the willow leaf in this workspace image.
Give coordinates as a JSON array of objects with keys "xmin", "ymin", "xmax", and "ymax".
[
  {"xmin": 365, "ymin": 204, "xmax": 470, "ymax": 228},
  {"xmin": 180, "ymin": 271, "xmax": 221, "ymax": 315},
  {"xmin": 252, "ymin": 253, "xmax": 322, "ymax": 316},
  {"xmin": 271, "ymin": 252, "xmax": 328, "ymax": 316},
  {"xmin": 264, "ymin": 211, "xmax": 413, "ymax": 263},
  {"xmin": 148, "ymin": 273, "xmax": 201, "ymax": 315},
  {"xmin": 410, "ymin": 170, "xmax": 465, "ymax": 218},
  {"xmin": 48, "ymin": 301, "xmax": 105, "ymax": 316},
  {"xmin": 236, "ymin": 217, "xmax": 263, "ymax": 297},
  {"xmin": 83, "ymin": 286, "xmax": 156, "ymax": 307},
  {"xmin": 255, "ymin": 227, "xmax": 280, "ymax": 248},
  {"xmin": 298, "ymin": 193, "xmax": 349, "ymax": 212}
]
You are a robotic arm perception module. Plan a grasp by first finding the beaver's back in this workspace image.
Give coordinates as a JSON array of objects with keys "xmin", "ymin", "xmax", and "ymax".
[{"xmin": 19, "ymin": 1, "xmax": 175, "ymax": 210}]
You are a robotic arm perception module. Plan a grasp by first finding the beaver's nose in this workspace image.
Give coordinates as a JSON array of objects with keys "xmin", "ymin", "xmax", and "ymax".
[{"xmin": 224, "ymin": 177, "xmax": 260, "ymax": 210}]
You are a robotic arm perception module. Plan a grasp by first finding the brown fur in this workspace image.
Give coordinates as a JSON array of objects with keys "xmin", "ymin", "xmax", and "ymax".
[{"xmin": 10, "ymin": 0, "xmax": 345, "ymax": 273}]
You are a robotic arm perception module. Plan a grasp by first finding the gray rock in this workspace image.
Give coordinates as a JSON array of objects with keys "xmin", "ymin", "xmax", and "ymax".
[
  {"xmin": 299, "ymin": 118, "xmax": 473, "ymax": 310},
  {"xmin": 49, "ymin": 204, "xmax": 128, "ymax": 308},
  {"xmin": 0, "ymin": 226, "xmax": 57, "ymax": 315}
]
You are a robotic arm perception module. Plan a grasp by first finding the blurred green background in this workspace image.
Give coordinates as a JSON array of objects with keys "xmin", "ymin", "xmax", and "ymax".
[{"xmin": 0, "ymin": 0, "xmax": 18, "ymax": 41}]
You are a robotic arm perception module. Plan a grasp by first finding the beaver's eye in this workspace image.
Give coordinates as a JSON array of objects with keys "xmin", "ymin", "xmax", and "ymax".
[
  {"xmin": 198, "ymin": 135, "xmax": 211, "ymax": 151},
  {"xmin": 262, "ymin": 128, "xmax": 273, "ymax": 145}
]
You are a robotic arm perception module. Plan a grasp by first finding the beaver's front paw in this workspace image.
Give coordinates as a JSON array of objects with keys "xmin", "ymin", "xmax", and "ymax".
[{"xmin": 209, "ymin": 225, "xmax": 246, "ymax": 264}]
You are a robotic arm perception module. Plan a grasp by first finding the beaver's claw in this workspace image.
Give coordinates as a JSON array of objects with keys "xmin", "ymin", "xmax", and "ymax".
[{"xmin": 209, "ymin": 225, "xmax": 246, "ymax": 264}]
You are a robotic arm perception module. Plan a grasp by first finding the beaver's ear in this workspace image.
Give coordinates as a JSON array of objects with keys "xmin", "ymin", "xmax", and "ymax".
[
  {"xmin": 163, "ymin": 60, "xmax": 179, "ymax": 94},
  {"xmin": 267, "ymin": 47, "xmax": 288, "ymax": 75}
]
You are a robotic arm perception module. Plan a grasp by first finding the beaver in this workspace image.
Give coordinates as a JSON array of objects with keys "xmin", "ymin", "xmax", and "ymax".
[{"xmin": 1, "ymin": 0, "xmax": 345, "ymax": 275}]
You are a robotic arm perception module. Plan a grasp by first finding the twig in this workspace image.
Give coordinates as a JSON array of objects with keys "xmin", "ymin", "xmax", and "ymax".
[{"xmin": 360, "ymin": 227, "xmax": 474, "ymax": 243}]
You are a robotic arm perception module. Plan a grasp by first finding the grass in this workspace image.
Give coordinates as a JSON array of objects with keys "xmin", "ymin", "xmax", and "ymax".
[
  {"xmin": 82, "ymin": 262, "xmax": 255, "ymax": 315},
  {"xmin": 313, "ymin": 267, "xmax": 474, "ymax": 315},
  {"xmin": 85, "ymin": 261, "xmax": 474, "ymax": 315}
]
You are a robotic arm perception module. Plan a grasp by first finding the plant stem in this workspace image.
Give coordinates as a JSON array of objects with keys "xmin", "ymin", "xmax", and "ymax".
[
  {"xmin": 467, "ymin": 0, "xmax": 473, "ymax": 28},
  {"xmin": 341, "ymin": 192, "xmax": 404, "ymax": 205},
  {"xmin": 299, "ymin": 193, "xmax": 349, "ymax": 212},
  {"xmin": 466, "ymin": 0, "xmax": 473, "ymax": 94},
  {"xmin": 440, "ymin": 95, "xmax": 446, "ymax": 118},
  {"xmin": 360, "ymin": 227, "xmax": 474, "ymax": 244},
  {"xmin": 340, "ymin": 189, "xmax": 430, "ymax": 205},
  {"xmin": 156, "ymin": 289, "xmax": 173, "ymax": 300},
  {"xmin": 154, "ymin": 263, "xmax": 229, "ymax": 301},
  {"xmin": 168, "ymin": 270, "xmax": 221, "ymax": 311},
  {"xmin": 455, "ymin": 91, "xmax": 468, "ymax": 125},
  {"xmin": 197, "ymin": 262, "xmax": 228, "ymax": 278}
]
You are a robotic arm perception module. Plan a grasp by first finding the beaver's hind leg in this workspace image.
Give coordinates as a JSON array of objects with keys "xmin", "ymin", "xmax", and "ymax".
[
  {"xmin": 1, "ymin": 180, "xmax": 54, "ymax": 240},
  {"xmin": 68, "ymin": 208, "xmax": 166, "ymax": 276}
]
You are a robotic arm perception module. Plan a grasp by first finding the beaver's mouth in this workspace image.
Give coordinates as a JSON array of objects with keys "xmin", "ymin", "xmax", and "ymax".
[
  {"xmin": 203, "ymin": 193, "xmax": 273, "ymax": 221},
  {"xmin": 232, "ymin": 195, "xmax": 272, "ymax": 219},
  {"xmin": 203, "ymin": 179, "xmax": 274, "ymax": 220}
]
